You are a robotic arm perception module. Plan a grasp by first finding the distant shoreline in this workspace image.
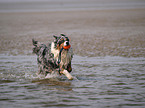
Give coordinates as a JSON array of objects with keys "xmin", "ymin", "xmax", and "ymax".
[{"xmin": 0, "ymin": 0, "xmax": 145, "ymax": 13}]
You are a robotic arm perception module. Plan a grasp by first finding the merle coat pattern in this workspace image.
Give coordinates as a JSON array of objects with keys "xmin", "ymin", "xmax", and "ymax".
[
  {"xmin": 32, "ymin": 35, "xmax": 73, "ymax": 76},
  {"xmin": 32, "ymin": 40, "xmax": 59, "ymax": 76}
]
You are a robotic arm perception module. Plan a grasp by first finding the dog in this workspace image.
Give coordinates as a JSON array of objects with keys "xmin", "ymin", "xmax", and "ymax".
[{"xmin": 32, "ymin": 34, "xmax": 73, "ymax": 80}]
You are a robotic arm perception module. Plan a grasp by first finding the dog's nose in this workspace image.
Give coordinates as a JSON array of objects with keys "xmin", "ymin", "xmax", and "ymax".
[
  {"xmin": 66, "ymin": 41, "xmax": 69, "ymax": 45},
  {"xmin": 64, "ymin": 41, "xmax": 69, "ymax": 46}
]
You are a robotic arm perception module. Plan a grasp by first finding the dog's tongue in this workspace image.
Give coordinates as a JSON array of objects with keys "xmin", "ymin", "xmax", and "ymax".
[{"xmin": 63, "ymin": 45, "xmax": 71, "ymax": 50}]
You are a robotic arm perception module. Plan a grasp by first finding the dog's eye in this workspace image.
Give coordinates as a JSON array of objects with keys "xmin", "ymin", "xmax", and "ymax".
[
  {"xmin": 57, "ymin": 38, "xmax": 64, "ymax": 45},
  {"xmin": 65, "ymin": 37, "xmax": 69, "ymax": 41},
  {"xmin": 60, "ymin": 39, "xmax": 64, "ymax": 43}
]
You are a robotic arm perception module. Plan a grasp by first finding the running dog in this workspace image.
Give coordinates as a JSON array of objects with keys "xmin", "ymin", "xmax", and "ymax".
[{"xmin": 32, "ymin": 34, "xmax": 73, "ymax": 80}]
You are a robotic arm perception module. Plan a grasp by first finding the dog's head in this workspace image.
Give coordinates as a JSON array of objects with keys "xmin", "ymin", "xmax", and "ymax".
[
  {"xmin": 52, "ymin": 34, "xmax": 73, "ymax": 74},
  {"xmin": 53, "ymin": 34, "xmax": 71, "ymax": 50}
]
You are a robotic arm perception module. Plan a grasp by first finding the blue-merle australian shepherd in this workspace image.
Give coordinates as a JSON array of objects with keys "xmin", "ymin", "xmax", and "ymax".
[{"xmin": 32, "ymin": 34, "xmax": 73, "ymax": 80}]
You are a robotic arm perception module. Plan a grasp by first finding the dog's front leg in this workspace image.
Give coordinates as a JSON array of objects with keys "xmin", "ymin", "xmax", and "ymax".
[
  {"xmin": 60, "ymin": 69, "xmax": 73, "ymax": 80},
  {"xmin": 67, "ymin": 62, "xmax": 72, "ymax": 72}
]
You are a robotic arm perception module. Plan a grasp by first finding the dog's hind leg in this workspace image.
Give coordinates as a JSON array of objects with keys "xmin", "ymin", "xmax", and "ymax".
[{"xmin": 37, "ymin": 64, "xmax": 43, "ymax": 75}]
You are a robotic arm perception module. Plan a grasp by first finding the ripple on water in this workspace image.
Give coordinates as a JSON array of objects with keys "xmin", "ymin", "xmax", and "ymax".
[{"xmin": 0, "ymin": 54, "xmax": 145, "ymax": 108}]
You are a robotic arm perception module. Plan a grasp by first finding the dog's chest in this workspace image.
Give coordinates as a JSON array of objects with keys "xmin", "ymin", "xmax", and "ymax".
[
  {"xmin": 50, "ymin": 42, "xmax": 59, "ymax": 60},
  {"xmin": 50, "ymin": 42, "xmax": 72, "ymax": 65},
  {"xmin": 61, "ymin": 50, "xmax": 71, "ymax": 65}
]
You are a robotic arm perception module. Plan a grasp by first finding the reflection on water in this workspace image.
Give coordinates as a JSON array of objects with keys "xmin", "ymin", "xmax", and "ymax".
[{"xmin": 0, "ymin": 54, "xmax": 145, "ymax": 108}]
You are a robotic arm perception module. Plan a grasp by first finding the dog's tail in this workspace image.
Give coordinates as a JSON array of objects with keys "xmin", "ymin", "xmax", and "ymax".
[{"xmin": 32, "ymin": 39, "xmax": 48, "ymax": 56}]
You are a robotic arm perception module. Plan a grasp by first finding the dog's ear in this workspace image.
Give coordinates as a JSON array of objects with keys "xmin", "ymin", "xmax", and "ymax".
[
  {"xmin": 32, "ymin": 39, "xmax": 38, "ymax": 46},
  {"xmin": 53, "ymin": 35, "xmax": 59, "ymax": 44},
  {"xmin": 60, "ymin": 34, "xmax": 66, "ymax": 37},
  {"xmin": 53, "ymin": 35, "xmax": 58, "ymax": 39}
]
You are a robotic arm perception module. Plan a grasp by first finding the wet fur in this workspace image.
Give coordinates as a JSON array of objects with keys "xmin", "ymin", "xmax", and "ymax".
[
  {"xmin": 51, "ymin": 42, "xmax": 73, "ymax": 72},
  {"xmin": 32, "ymin": 36, "xmax": 73, "ymax": 76}
]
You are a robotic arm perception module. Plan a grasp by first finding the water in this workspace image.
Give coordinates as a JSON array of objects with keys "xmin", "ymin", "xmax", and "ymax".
[{"xmin": 0, "ymin": 54, "xmax": 145, "ymax": 108}]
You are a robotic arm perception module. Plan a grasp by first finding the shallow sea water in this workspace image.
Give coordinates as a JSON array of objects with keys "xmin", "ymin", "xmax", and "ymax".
[{"xmin": 0, "ymin": 54, "xmax": 145, "ymax": 108}]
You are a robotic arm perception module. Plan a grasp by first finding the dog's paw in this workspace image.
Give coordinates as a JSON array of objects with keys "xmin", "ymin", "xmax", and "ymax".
[{"xmin": 61, "ymin": 70, "xmax": 73, "ymax": 80}]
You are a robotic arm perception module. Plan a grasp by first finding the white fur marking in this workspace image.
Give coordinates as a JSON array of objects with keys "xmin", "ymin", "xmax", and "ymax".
[
  {"xmin": 62, "ymin": 69, "xmax": 73, "ymax": 80},
  {"xmin": 51, "ymin": 42, "xmax": 59, "ymax": 60}
]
